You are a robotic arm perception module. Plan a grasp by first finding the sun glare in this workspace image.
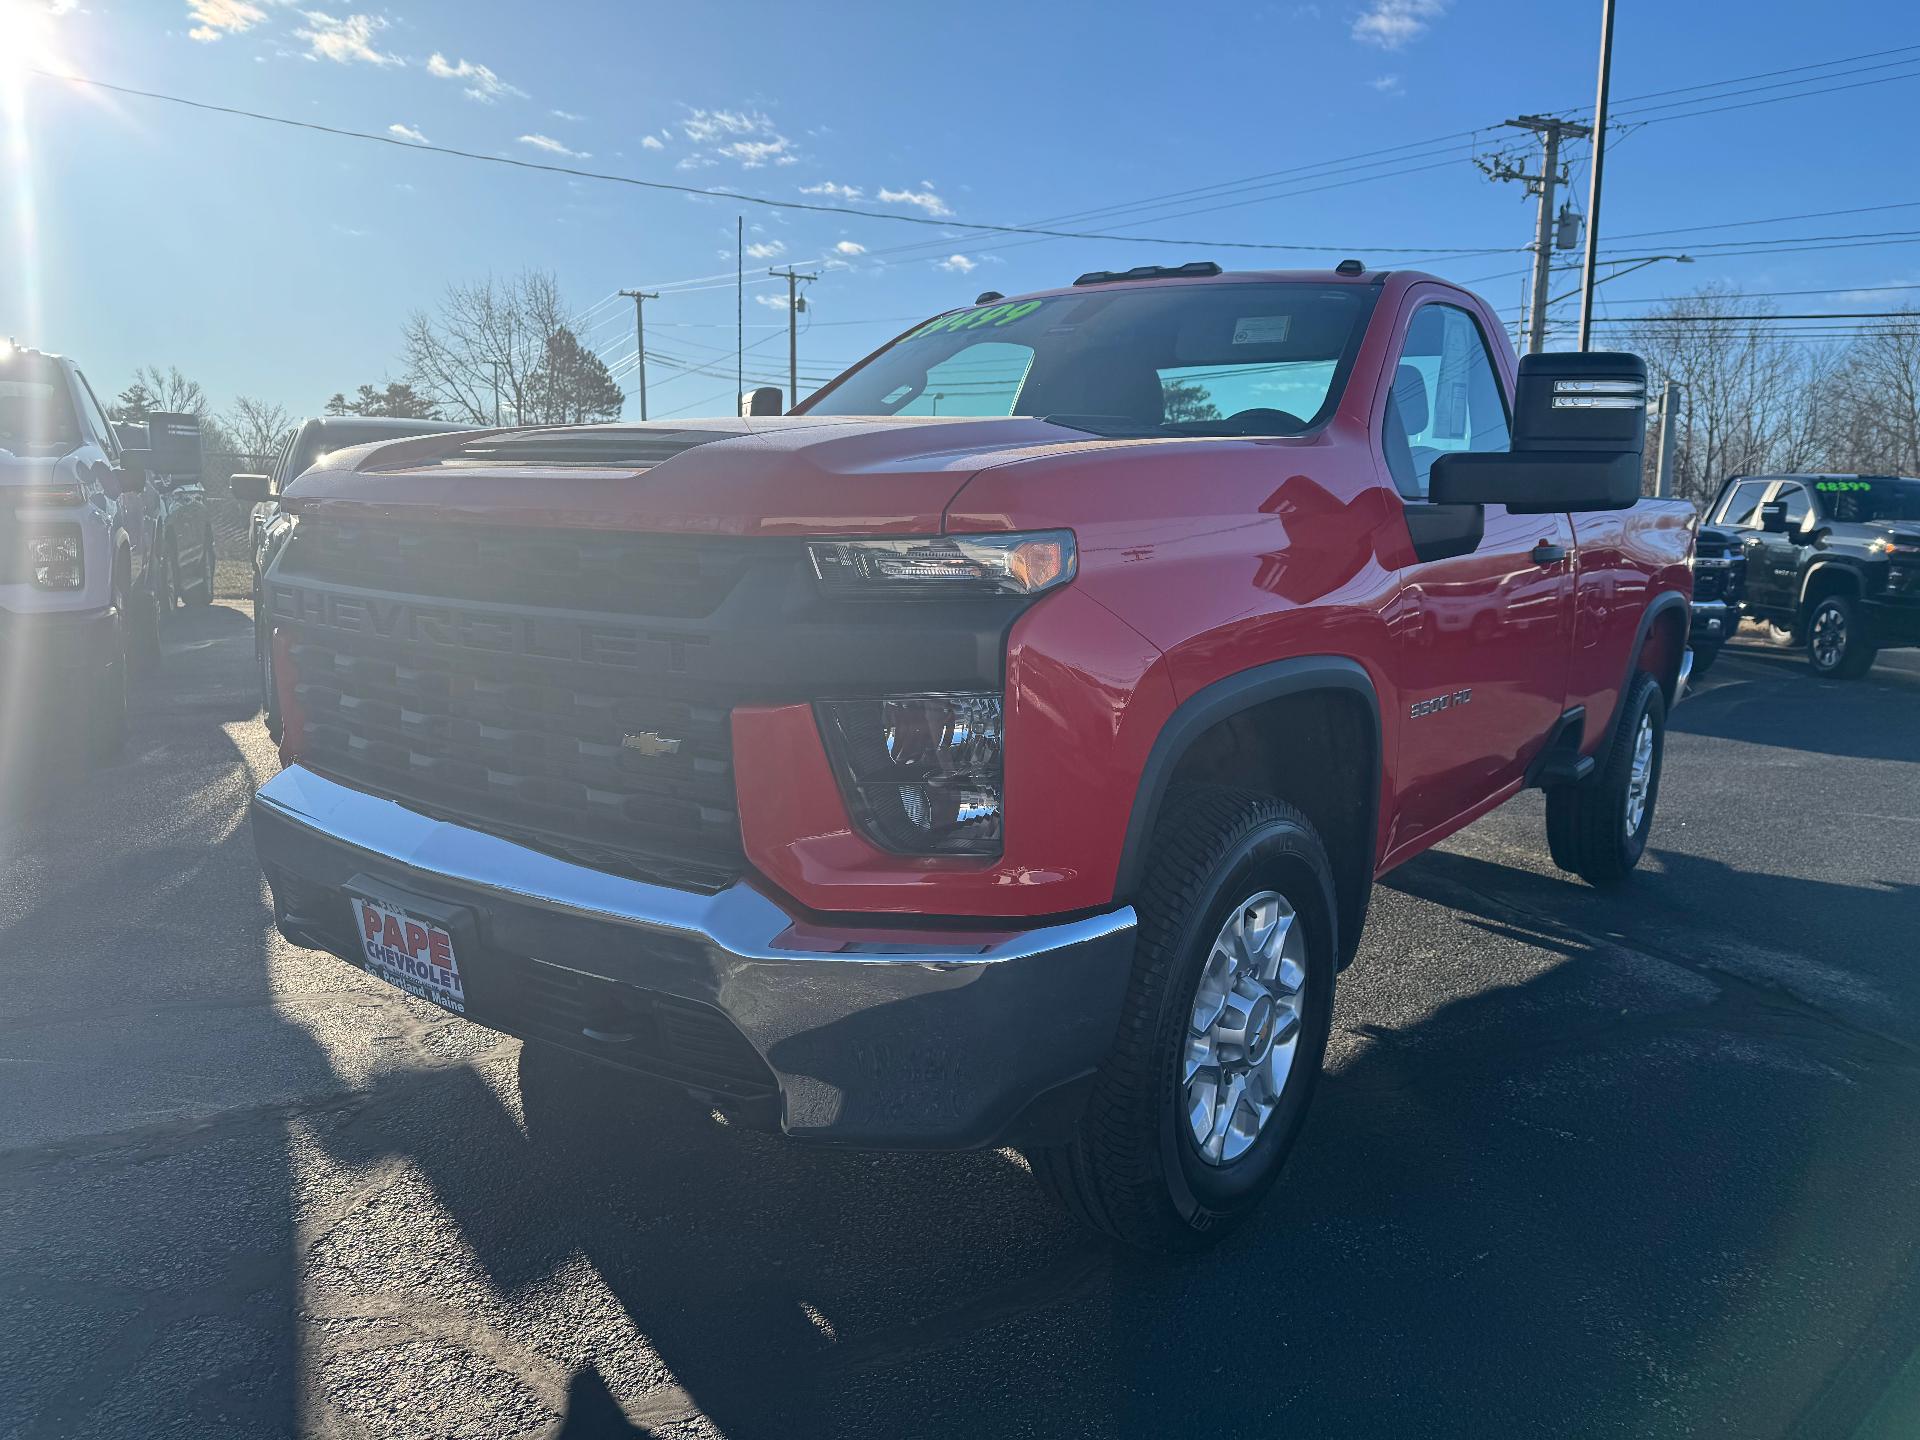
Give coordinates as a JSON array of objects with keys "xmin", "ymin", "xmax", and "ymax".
[{"xmin": 0, "ymin": 1, "xmax": 64, "ymax": 96}]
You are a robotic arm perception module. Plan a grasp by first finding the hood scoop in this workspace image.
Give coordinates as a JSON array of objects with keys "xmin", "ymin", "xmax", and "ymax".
[{"xmin": 445, "ymin": 427, "xmax": 735, "ymax": 469}]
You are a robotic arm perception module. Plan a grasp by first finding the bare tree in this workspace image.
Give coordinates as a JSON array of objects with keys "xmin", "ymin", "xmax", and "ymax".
[
  {"xmin": 224, "ymin": 395, "xmax": 294, "ymax": 473},
  {"xmin": 1627, "ymin": 286, "xmax": 1826, "ymax": 504},
  {"xmin": 109, "ymin": 365, "xmax": 211, "ymax": 422},
  {"xmin": 401, "ymin": 270, "xmax": 570, "ymax": 425},
  {"xmin": 1823, "ymin": 320, "xmax": 1920, "ymax": 476}
]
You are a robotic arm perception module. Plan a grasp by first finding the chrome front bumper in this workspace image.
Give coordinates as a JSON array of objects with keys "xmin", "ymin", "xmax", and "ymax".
[{"xmin": 252, "ymin": 765, "xmax": 1137, "ymax": 1148}]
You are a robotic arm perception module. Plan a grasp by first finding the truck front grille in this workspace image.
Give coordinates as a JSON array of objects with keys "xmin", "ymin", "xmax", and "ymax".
[{"xmin": 272, "ymin": 521, "xmax": 780, "ymax": 892}]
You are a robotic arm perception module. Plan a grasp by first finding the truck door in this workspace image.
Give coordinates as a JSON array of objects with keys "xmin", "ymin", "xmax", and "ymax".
[
  {"xmin": 1380, "ymin": 298, "xmax": 1576, "ymax": 857},
  {"xmin": 1745, "ymin": 478, "xmax": 1812, "ymax": 620}
]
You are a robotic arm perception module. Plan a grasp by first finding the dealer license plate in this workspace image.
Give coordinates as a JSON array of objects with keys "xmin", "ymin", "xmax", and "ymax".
[{"xmin": 349, "ymin": 895, "xmax": 467, "ymax": 1014}]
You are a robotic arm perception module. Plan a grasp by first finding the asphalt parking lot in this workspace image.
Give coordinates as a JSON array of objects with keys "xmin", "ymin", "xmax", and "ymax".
[{"xmin": 3, "ymin": 601, "xmax": 1918, "ymax": 1439}]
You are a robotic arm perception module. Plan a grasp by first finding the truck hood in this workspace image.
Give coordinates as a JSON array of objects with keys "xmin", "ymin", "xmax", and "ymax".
[
  {"xmin": 0, "ymin": 452, "xmax": 80, "ymax": 488},
  {"xmin": 280, "ymin": 416, "xmax": 1119, "ymax": 537}
]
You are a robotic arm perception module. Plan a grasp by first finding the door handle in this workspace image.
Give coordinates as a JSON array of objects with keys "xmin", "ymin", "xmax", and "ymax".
[{"xmin": 1530, "ymin": 541, "xmax": 1566, "ymax": 565}]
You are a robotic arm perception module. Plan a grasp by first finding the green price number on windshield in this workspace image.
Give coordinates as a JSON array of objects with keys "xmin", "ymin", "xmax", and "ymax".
[
  {"xmin": 906, "ymin": 300, "xmax": 1046, "ymax": 340},
  {"xmin": 1816, "ymin": 480, "xmax": 1872, "ymax": 492}
]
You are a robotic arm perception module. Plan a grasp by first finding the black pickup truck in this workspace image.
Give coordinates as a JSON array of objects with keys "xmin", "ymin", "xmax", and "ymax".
[{"xmin": 1706, "ymin": 473, "xmax": 1920, "ymax": 678}]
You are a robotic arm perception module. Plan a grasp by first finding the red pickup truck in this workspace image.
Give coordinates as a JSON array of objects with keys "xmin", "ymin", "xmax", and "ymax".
[{"xmin": 250, "ymin": 264, "xmax": 1695, "ymax": 1250}]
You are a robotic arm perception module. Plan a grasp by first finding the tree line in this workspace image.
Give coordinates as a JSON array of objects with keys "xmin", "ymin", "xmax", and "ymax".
[
  {"xmin": 109, "ymin": 268, "xmax": 625, "ymax": 480},
  {"xmin": 1626, "ymin": 283, "xmax": 1920, "ymax": 505}
]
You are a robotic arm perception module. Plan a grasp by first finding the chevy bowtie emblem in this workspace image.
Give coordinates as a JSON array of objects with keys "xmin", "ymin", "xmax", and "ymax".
[{"xmin": 621, "ymin": 731, "xmax": 683, "ymax": 757}]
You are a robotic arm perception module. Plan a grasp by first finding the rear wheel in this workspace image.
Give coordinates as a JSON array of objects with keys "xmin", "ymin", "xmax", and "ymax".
[
  {"xmin": 1690, "ymin": 641, "xmax": 1720, "ymax": 678},
  {"xmin": 1806, "ymin": 593, "xmax": 1876, "ymax": 679},
  {"xmin": 131, "ymin": 569, "xmax": 163, "ymax": 673},
  {"xmin": 1028, "ymin": 786, "xmax": 1336, "ymax": 1252},
  {"xmin": 1544, "ymin": 671, "xmax": 1666, "ymax": 890}
]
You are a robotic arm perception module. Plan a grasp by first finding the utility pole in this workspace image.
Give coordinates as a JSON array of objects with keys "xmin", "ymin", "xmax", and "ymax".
[
  {"xmin": 1578, "ymin": 0, "xmax": 1619, "ymax": 351},
  {"xmin": 618, "ymin": 289, "xmax": 659, "ymax": 421},
  {"xmin": 1653, "ymin": 379, "xmax": 1682, "ymax": 498},
  {"xmin": 485, "ymin": 360, "xmax": 502, "ymax": 425},
  {"xmin": 1481, "ymin": 114, "xmax": 1590, "ymax": 355},
  {"xmin": 768, "ymin": 266, "xmax": 818, "ymax": 409},
  {"xmin": 736, "ymin": 216, "xmax": 744, "ymax": 407}
]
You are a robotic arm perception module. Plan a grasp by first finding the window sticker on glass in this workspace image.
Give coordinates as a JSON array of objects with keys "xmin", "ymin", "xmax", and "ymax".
[
  {"xmin": 1816, "ymin": 480, "xmax": 1871, "ymax": 492},
  {"xmin": 1231, "ymin": 315, "xmax": 1292, "ymax": 346},
  {"xmin": 905, "ymin": 299, "xmax": 1047, "ymax": 340}
]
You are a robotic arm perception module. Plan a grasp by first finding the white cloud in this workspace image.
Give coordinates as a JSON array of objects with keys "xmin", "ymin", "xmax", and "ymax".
[
  {"xmin": 834, "ymin": 240, "xmax": 866, "ymax": 255},
  {"xmin": 675, "ymin": 153, "xmax": 717, "ymax": 171},
  {"xmin": 936, "ymin": 254, "xmax": 977, "ymax": 274},
  {"xmin": 681, "ymin": 107, "xmax": 765, "ymax": 142},
  {"xmin": 719, "ymin": 137, "xmax": 795, "ymax": 168},
  {"xmin": 745, "ymin": 240, "xmax": 786, "ymax": 259},
  {"xmin": 640, "ymin": 134, "xmax": 665, "ymax": 150},
  {"xmin": 1352, "ymin": 0, "xmax": 1445, "ymax": 49},
  {"xmin": 295, "ymin": 11, "xmax": 401, "ymax": 66},
  {"xmin": 427, "ymin": 52, "xmax": 527, "ymax": 102},
  {"xmin": 388, "ymin": 122, "xmax": 429, "ymax": 144},
  {"xmin": 518, "ymin": 133, "xmax": 587, "ymax": 159},
  {"xmin": 679, "ymin": 108, "xmax": 798, "ymax": 170},
  {"xmin": 879, "ymin": 185, "xmax": 952, "ymax": 218},
  {"xmin": 550, "ymin": 108, "xmax": 584, "ymax": 121},
  {"xmin": 800, "ymin": 180, "xmax": 863, "ymax": 200},
  {"xmin": 754, "ymin": 293, "xmax": 796, "ymax": 312},
  {"xmin": 1369, "ymin": 73, "xmax": 1404, "ymax": 94},
  {"xmin": 186, "ymin": 0, "xmax": 266, "ymax": 42}
]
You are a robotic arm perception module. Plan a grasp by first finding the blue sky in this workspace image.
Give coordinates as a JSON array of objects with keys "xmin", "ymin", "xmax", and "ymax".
[{"xmin": 5, "ymin": 0, "xmax": 1919, "ymax": 422}]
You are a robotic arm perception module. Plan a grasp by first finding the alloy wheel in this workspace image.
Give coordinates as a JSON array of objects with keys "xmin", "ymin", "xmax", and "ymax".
[
  {"xmin": 1624, "ymin": 712, "xmax": 1655, "ymax": 837},
  {"xmin": 1184, "ymin": 889, "xmax": 1309, "ymax": 1166},
  {"xmin": 1810, "ymin": 604, "xmax": 1846, "ymax": 671}
]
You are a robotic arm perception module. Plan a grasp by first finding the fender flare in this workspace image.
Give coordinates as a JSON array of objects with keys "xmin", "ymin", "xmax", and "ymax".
[
  {"xmin": 1113, "ymin": 655, "xmax": 1382, "ymax": 902},
  {"xmin": 1620, "ymin": 589, "xmax": 1689, "ymax": 716},
  {"xmin": 1796, "ymin": 559, "xmax": 1863, "ymax": 612}
]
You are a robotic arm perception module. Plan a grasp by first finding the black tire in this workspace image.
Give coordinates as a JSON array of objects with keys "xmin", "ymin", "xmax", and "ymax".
[
  {"xmin": 183, "ymin": 530, "xmax": 215, "ymax": 607},
  {"xmin": 1028, "ymin": 786, "xmax": 1337, "ymax": 1252},
  {"xmin": 1544, "ymin": 671, "xmax": 1666, "ymax": 890},
  {"xmin": 1805, "ymin": 593, "xmax": 1876, "ymax": 679},
  {"xmin": 1690, "ymin": 641, "xmax": 1720, "ymax": 678},
  {"xmin": 517, "ymin": 1041, "xmax": 708, "ymax": 1169},
  {"xmin": 87, "ymin": 590, "xmax": 129, "ymax": 762}
]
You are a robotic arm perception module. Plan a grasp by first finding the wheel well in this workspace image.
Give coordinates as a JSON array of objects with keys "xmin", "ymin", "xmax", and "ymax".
[
  {"xmin": 1636, "ymin": 603, "xmax": 1687, "ymax": 709},
  {"xmin": 1163, "ymin": 689, "xmax": 1376, "ymax": 967},
  {"xmin": 1801, "ymin": 565, "xmax": 1859, "ymax": 615}
]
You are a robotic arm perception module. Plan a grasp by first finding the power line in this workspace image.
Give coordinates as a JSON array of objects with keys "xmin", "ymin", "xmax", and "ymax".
[{"xmin": 25, "ymin": 68, "xmax": 1506, "ymax": 256}]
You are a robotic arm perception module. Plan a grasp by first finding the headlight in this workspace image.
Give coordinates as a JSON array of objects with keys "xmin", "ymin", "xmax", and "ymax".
[
  {"xmin": 808, "ymin": 531, "xmax": 1074, "ymax": 599},
  {"xmin": 816, "ymin": 693, "xmax": 1004, "ymax": 856},
  {"xmin": 27, "ymin": 528, "xmax": 83, "ymax": 590}
]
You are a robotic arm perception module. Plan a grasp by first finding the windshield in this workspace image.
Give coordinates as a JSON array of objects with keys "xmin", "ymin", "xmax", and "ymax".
[
  {"xmin": 0, "ymin": 360, "xmax": 80, "ymax": 458},
  {"xmin": 805, "ymin": 282, "xmax": 1379, "ymax": 437},
  {"xmin": 1816, "ymin": 477, "xmax": 1920, "ymax": 525}
]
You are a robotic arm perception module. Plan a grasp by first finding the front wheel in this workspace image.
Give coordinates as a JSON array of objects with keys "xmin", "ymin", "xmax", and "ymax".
[
  {"xmin": 1028, "ymin": 786, "xmax": 1336, "ymax": 1252},
  {"xmin": 1545, "ymin": 670, "xmax": 1667, "ymax": 889},
  {"xmin": 1806, "ymin": 594, "xmax": 1876, "ymax": 679}
]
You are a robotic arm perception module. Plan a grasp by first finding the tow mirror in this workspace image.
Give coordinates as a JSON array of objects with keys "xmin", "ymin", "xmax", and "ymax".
[
  {"xmin": 229, "ymin": 473, "xmax": 271, "ymax": 504},
  {"xmin": 740, "ymin": 386, "xmax": 783, "ymax": 417},
  {"xmin": 1430, "ymin": 352, "xmax": 1648, "ymax": 516},
  {"xmin": 1759, "ymin": 500, "xmax": 1789, "ymax": 534}
]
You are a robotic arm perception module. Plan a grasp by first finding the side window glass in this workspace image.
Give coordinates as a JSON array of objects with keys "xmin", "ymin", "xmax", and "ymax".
[
  {"xmin": 1382, "ymin": 303, "xmax": 1510, "ymax": 500},
  {"xmin": 1776, "ymin": 483, "xmax": 1811, "ymax": 527},
  {"xmin": 1718, "ymin": 480, "xmax": 1770, "ymax": 527}
]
